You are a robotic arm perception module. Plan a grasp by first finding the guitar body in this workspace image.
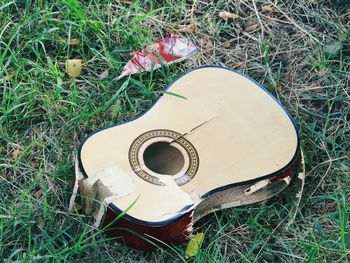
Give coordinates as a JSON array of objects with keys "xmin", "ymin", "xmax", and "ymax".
[{"xmin": 71, "ymin": 67, "xmax": 300, "ymax": 250}]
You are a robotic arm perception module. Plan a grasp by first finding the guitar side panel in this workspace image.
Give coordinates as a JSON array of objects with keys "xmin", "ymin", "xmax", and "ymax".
[
  {"xmin": 102, "ymin": 208, "xmax": 193, "ymax": 251},
  {"xmin": 193, "ymin": 151, "xmax": 301, "ymax": 222},
  {"xmin": 99, "ymin": 150, "xmax": 300, "ymax": 250}
]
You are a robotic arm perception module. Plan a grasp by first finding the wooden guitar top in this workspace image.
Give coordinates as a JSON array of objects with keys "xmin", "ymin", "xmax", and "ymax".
[{"xmin": 78, "ymin": 67, "xmax": 299, "ymax": 224}]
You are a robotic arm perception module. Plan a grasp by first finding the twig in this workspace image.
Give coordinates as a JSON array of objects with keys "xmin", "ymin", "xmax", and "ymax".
[{"xmin": 252, "ymin": 0, "xmax": 264, "ymax": 42}]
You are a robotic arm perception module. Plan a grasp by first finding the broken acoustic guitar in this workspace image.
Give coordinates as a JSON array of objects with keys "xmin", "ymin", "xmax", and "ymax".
[{"xmin": 70, "ymin": 66, "xmax": 301, "ymax": 250}]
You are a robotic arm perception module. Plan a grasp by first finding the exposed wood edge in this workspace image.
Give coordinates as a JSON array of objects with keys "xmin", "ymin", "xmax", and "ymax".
[
  {"xmin": 193, "ymin": 155, "xmax": 301, "ymax": 223},
  {"xmin": 71, "ymin": 156, "xmax": 194, "ymax": 227},
  {"xmin": 193, "ymin": 180, "xmax": 289, "ymax": 222},
  {"xmin": 286, "ymin": 149, "xmax": 306, "ymax": 229},
  {"xmin": 68, "ymin": 157, "xmax": 84, "ymax": 212}
]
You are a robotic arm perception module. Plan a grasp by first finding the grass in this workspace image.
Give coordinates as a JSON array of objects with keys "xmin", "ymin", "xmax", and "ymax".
[{"xmin": 1, "ymin": 0, "xmax": 349, "ymax": 261}]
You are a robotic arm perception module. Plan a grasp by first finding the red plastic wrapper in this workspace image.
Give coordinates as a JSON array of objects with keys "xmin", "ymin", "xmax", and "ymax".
[{"xmin": 117, "ymin": 34, "xmax": 197, "ymax": 80}]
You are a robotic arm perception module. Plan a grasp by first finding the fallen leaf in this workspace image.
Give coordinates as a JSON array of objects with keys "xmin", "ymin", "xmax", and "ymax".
[
  {"xmin": 261, "ymin": 5, "xmax": 275, "ymax": 13},
  {"xmin": 10, "ymin": 144, "xmax": 24, "ymax": 160},
  {"xmin": 185, "ymin": 232, "xmax": 205, "ymax": 259},
  {"xmin": 118, "ymin": 34, "xmax": 196, "ymax": 80},
  {"xmin": 65, "ymin": 59, "xmax": 82, "ymax": 78},
  {"xmin": 219, "ymin": 11, "xmax": 239, "ymax": 21},
  {"xmin": 340, "ymin": 13, "xmax": 349, "ymax": 23},
  {"xmin": 223, "ymin": 38, "xmax": 235, "ymax": 48},
  {"xmin": 30, "ymin": 161, "xmax": 39, "ymax": 168},
  {"xmin": 120, "ymin": 0, "xmax": 132, "ymax": 4},
  {"xmin": 69, "ymin": 38, "xmax": 80, "ymax": 46},
  {"xmin": 98, "ymin": 69, "xmax": 109, "ymax": 80},
  {"xmin": 178, "ymin": 23, "xmax": 197, "ymax": 33},
  {"xmin": 245, "ymin": 23, "xmax": 260, "ymax": 32},
  {"xmin": 34, "ymin": 189, "xmax": 43, "ymax": 199},
  {"xmin": 11, "ymin": 149, "xmax": 22, "ymax": 159},
  {"xmin": 200, "ymin": 36, "xmax": 213, "ymax": 51}
]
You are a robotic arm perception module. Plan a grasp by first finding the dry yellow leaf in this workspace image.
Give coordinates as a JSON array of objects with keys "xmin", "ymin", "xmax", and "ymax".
[
  {"xmin": 261, "ymin": 4, "xmax": 275, "ymax": 13},
  {"xmin": 65, "ymin": 59, "xmax": 82, "ymax": 78},
  {"xmin": 219, "ymin": 11, "xmax": 239, "ymax": 21},
  {"xmin": 34, "ymin": 189, "xmax": 43, "ymax": 199},
  {"xmin": 120, "ymin": 0, "xmax": 132, "ymax": 4},
  {"xmin": 245, "ymin": 23, "xmax": 260, "ymax": 32},
  {"xmin": 69, "ymin": 38, "xmax": 80, "ymax": 46},
  {"xmin": 178, "ymin": 23, "xmax": 197, "ymax": 33},
  {"xmin": 11, "ymin": 148, "xmax": 22, "ymax": 159},
  {"xmin": 200, "ymin": 36, "xmax": 213, "ymax": 52},
  {"xmin": 9, "ymin": 144, "xmax": 24, "ymax": 160},
  {"xmin": 185, "ymin": 232, "xmax": 205, "ymax": 259}
]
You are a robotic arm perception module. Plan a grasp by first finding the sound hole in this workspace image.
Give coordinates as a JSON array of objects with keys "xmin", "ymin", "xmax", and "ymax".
[{"xmin": 143, "ymin": 142, "xmax": 185, "ymax": 175}]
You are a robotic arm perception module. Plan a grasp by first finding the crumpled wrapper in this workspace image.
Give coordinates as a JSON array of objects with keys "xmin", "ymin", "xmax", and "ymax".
[{"xmin": 117, "ymin": 34, "xmax": 197, "ymax": 80}]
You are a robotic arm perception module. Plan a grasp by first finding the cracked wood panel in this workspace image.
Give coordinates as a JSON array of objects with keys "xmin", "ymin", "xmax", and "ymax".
[{"xmin": 79, "ymin": 67, "xmax": 298, "ymax": 223}]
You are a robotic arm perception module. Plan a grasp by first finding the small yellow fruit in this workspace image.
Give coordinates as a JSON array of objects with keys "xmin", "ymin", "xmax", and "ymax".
[
  {"xmin": 185, "ymin": 232, "xmax": 205, "ymax": 259},
  {"xmin": 69, "ymin": 38, "xmax": 80, "ymax": 46},
  {"xmin": 65, "ymin": 59, "xmax": 82, "ymax": 78}
]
